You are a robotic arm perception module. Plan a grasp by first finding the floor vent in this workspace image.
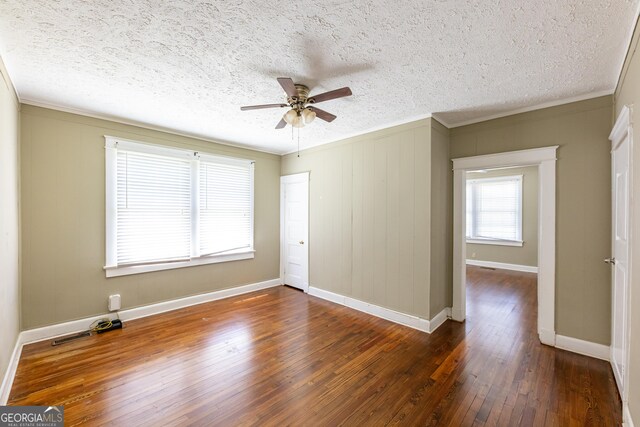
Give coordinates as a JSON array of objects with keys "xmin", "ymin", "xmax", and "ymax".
[{"xmin": 52, "ymin": 331, "xmax": 91, "ymax": 346}]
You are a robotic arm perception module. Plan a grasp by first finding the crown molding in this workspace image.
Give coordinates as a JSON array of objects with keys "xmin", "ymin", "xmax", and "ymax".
[
  {"xmin": 20, "ymin": 98, "xmax": 283, "ymax": 156},
  {"xmin": 614, "ymin": 2, "xmax": 640, "ymax": 99},
  {"xmin": 0, "ymin": 55, "xmax": 19, "ymax": 108},
  {"xmin": 281, "ymin": 112, "xmax": 433, "ymax": 156},
  {"xmin": 444, "ymin": 90, "xmax": 614, "ymax": 129},
  {"xmin": 431, "ymin": 114, "xmax": 454, "ymax": 128},
  {"xmin": 19, "ymin": 90, "xmax": 616, "ymax": 157},
  {"xmin": 284, "ymin": 90, "xmax": 615, "ymax": 157}
]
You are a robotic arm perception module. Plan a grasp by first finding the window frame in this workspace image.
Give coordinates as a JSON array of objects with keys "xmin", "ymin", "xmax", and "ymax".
[
  {"xmin": 466, "ymin": 174, "xmax": 524, "ymax": 247},
  {"xmin": 104, "ymin": 136, "xmax": 255, "ymax": 277}
]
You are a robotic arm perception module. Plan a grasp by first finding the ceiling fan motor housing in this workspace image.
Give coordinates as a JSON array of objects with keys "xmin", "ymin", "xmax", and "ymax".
[{"xmin": 289, "ymin": 84, "xmax": 311, "ymax": 110}]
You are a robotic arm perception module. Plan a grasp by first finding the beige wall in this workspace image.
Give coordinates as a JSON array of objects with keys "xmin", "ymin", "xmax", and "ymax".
[
  {"xmin": 281, "ymin": 119, "xmax": 450, "ymax": 320},
  {"xmin": 430, "ymin": 120, "xmax": 452, "ymax": 316},
  {"xmin": 614, "ymin": 16, "xmax": 640, "ymax": 424},
  {"xmin": 0, "ymin": 58, "xmax": 20, "ymax": 385},
  {"xmin": 450, "ymin": 96, "xmax": 613, "ymax": 345},
  {"xmin": 467, "ymin": 166, "xmax": 538, "ymax": 267},
  {"xmin": 20, "ymin": 105, "xmax": 281, "ymax": 329}
]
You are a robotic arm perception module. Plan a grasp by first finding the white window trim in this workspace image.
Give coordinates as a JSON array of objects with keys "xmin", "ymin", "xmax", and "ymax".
[
  {"xmin": 104, "ymin": 136, "xmax": 255, "ymax": 278},
  {"xmin": 452, "ymin": 146, "xmax": 558, "ymax": 347},
  {"xmin": 466, "ymin": 174, "xmax": 523, "ymax": 244},
  {"xmin": 104, "ymin": 249, "xmax": 255, "ymax": 278},
  {"xmin": 466, "ymin": 238, "xmax": 523, "ymax": 247}
]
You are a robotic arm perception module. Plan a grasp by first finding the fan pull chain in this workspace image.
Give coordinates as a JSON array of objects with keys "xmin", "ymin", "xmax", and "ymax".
[{"xmin": 297, "ymin": 127, "xmax": 300, "ymax": 157}]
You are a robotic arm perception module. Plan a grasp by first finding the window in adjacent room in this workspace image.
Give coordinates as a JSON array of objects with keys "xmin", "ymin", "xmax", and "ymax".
[
  {"xmin": 104, "ymin": 137, "xmax": 254, "ymax": 277},
  {"xmin": 466, "ymin": 175, "xmax": 523, "ymax": 246}
]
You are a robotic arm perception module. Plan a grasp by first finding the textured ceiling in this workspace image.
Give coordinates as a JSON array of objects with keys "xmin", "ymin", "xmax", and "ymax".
[{"xmin": 0, "ymin": 0, "xmax": 638, "ymax": 154}]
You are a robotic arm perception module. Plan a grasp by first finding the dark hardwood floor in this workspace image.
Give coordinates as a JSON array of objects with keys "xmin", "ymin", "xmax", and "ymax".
[{"xmin": 10, "ymin": 267, "xmax": 621, "ymax": 426}]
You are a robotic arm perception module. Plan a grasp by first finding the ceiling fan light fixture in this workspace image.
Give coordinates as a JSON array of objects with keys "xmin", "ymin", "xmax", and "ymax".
[
  {"xmin": 302, "ymin": 108, "xmax": 316, "ymax": 124},
  {"xmin": 291, "ymin": 115, "xmax": 305, "ymax": 128},
  {"xmin": 284, "ymin": 109, "xmax": 305, "ymax": 128},
  {"xmin": 283, "ymin": 109, "xmax": 298, "ymax": 125}
]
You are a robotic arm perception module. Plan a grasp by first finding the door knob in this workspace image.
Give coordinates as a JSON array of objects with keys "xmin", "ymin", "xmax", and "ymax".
[
  {"xmin": 299, "ymin": 240, "xmax": 304, "ymax": 244},
  {"xmin": 604, "ymin": 257, "xmax": 616, "ymax": 265}
]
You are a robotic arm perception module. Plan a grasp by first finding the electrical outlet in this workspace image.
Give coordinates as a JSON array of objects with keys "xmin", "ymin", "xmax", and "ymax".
[{"xmin": 108, "ymin": 294, "xmax": 121, "ymax": 311}]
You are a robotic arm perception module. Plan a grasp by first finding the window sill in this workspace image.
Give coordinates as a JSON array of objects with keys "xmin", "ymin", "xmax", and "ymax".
[
  {"xmin": 104, "ymin": 250, "xmax": 255, "ymax": 278},
  {"xmin": 466, "ymin": 239, "xmax": 523, "ymax": 247}
]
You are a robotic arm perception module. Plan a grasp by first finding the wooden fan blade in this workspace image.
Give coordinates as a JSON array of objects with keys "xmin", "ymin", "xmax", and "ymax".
[
  {"xmin": 308, "ymin": 87, "xmax": 352, "ymax": 104},
  {"xmin": 308, "ymin": 106, "xmax": 336, "ymax": 122},
  {"xmin": 277, "ymin": 77, "xmax": 298, "ymax": 98},
  {"xmin": 240, "ymin": 103, "xmax": 287, "ymax": 111},
  {"xmin": 275, "ymin": 118, "xmax": 287, "ymax": 129}
]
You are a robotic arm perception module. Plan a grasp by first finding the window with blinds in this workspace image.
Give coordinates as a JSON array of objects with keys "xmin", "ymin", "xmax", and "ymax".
[
  {"xmin": 105, "ymin": 137, "xmax": 254, "ymax": 276},
  {"xmin": 199, "ymin": 160, "xmax": 253, "ymax": 256},
  {"xmin": 116, "ymin": 151, "xmax": 192, "ymax": 265},
  {"xmin": 466, "ymin": 175, "xmax": 522, "ymax": 243}
]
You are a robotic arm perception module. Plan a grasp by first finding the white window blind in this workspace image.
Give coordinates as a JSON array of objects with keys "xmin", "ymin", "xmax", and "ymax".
[
  {"xmin": 117, "ymin": 151, "xmax": 192, "ymax": 265},
  {"xmin": 105, "ymin": 137, "xmax": 254, "ymax": 275},
  {"xmin": 199, "ymin": 159, "xmax": 253, "ymax": 256},
  {"xmin": 466, "ymin": 175, "xmax": 522, "ymax": 242}
]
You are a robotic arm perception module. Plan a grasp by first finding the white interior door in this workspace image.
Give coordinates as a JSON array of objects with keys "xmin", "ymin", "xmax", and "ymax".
[
  {"xmin": 281, "ymin": 173, "xmax": 309, "ymax": 291},
  {"xmin": 609, "ymin": 106, "xmax": 632, "ymax": 404}
]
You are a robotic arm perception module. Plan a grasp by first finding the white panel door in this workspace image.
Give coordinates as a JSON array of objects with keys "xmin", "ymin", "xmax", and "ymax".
[
  {"xmin": 610, "ymin": 109, "xmax": 631, "ymax": 404},
  {"xmin": 281, "ymin": 173, "xmax": 309, "ymax": 291}
]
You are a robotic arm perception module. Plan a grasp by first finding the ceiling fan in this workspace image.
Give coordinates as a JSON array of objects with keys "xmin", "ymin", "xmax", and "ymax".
[{"xmin": 240, "ymin": 77, "xmax": 352, "ymax": 129}]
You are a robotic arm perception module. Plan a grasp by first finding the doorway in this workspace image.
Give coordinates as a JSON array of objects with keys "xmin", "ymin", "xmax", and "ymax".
[
  {"xmin": 280, "ymin": 172, "xmax": 310, "ymax": 292},
  {"xmin": 465, "ymin": 166, "xmax": 539, "ymax": 273},
  {"xmin": 452, "ymin": 146, "xmax": 558, "ymax": 346}
]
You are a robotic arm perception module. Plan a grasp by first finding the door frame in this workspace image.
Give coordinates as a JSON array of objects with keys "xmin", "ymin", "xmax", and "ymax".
[
  {"xmin": 609, "ymin": 104, "xmax": 633, "ymax": 408},
  {"xmin": 452, "ymin": 146, "xmax": 559, "ymax": 346},
  {"xmin": 280, "ymin": 172, "xmax": 310, "ymax": 292}
]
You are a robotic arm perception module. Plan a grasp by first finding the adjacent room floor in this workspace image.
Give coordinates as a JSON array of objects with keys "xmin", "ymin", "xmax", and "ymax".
[{"xmin": 10, "ymin": 267, "xmax": 621, "ymax": 426}]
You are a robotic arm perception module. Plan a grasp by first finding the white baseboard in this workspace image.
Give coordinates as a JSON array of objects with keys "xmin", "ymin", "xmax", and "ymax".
[
  {"xmin": 539, "ymin": 328, "xmax": 556, "ymax": 346},
  {"xmin": 117, "ymin": 279, "xmax": 280, "ymax": 324},
  {"xmin": 429, "ymin": 307, "xmax": 452, "ymax": 333},
  {"xmin": 3, "ymin": 279, "xmax": 614, "ymax": 407},
  {"xmin": 20, "ymin": 313, "xmax": 118, "ymax": 345},
  {"xmin": 0, "ymin": 278, "xmax": 281, "ymax": 404},
  {"xmin": 624, "ymin": 404, "xmax": 635, "ymax": 427},
  {"xmin": 450, "ymin": 307, "xmax": 465, "ymax": 322},
  {"xmin": 0, "ymin": 334, "xmax": 24, "ymax": 405},
  {"xmin": 308, "ymin": 286, "xmax": 451, "ymax": 334},
  {"xmin": 555, "ymin": 334, "xmax": 610, "ymax": 361},
  {"xmin": 466, "ymin": 259, "xmax": 538, "ymax": 273},
  {"xmin": 21, "ymin": 278, "xmax": 281, "ymax": 344}
]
